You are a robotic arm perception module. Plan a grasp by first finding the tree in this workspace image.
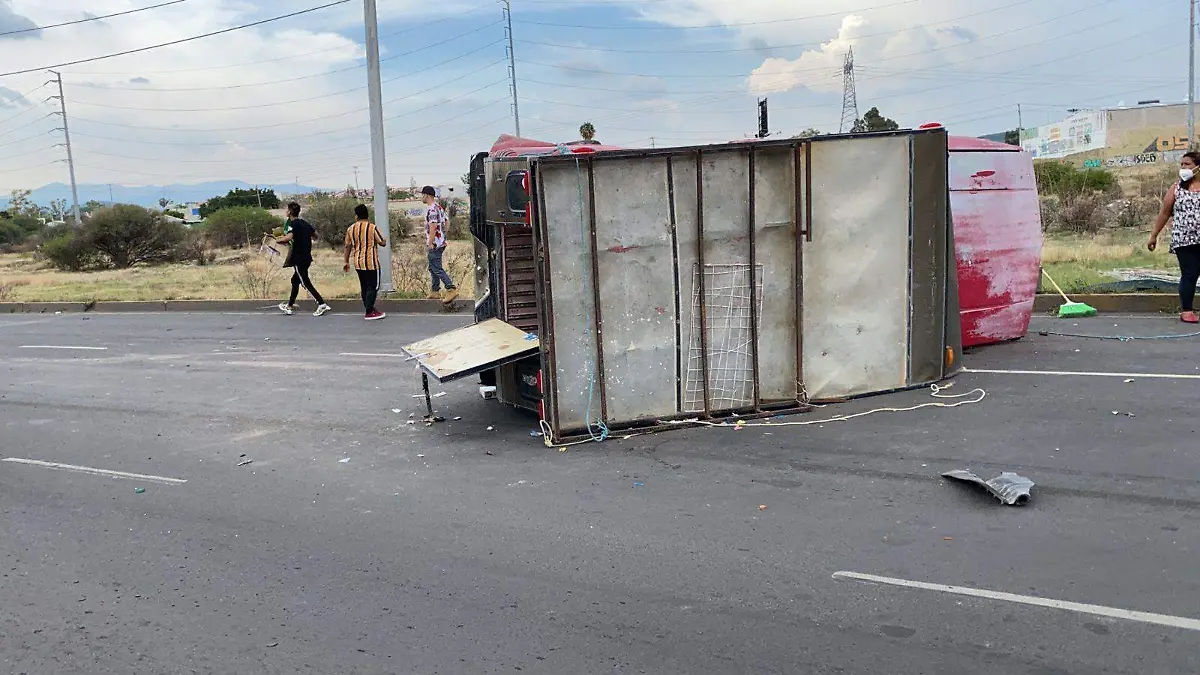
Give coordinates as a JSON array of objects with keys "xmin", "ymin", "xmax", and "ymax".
[
  {"xmin": 199, "ymin": 206, "xmax": 283, "ymax": 249},
  {"xmin": 8, "ymin": 189, "xmax": 35, "ymax": 217},
  {"xmin": 158, "ymin": 197, "xmax": 173, "ymax": 210},
  {"xmin": 1003, "ymin": 129, "xmax": 1021, "ymax": 146},
  {"xmin": 199, "ymin": 188, "xmax": 281, "ymax": 218},
  {"xmin": 83, "ymin": 200, "xmax": 105, "ymax": 214},
  {"xmin": 47, "ymin": 199, "xmax": 68, "ymax": 221},
  {"xmin": 306, "ymin": 197, "xmax": 412, "ymax": 249},
  {"xmin": 795, "ymin": 128, "xmax": 821, "ymax": 139},
  {"xmin": 851, "ymin": 107, "xmax": 899, "ymax": 133},
  {"xmin": 580, "ymin": 121, "xmax": 596, "ymax": 141},
  {"xmin": 85, "ymin": 204, "xmax": 184, "ymax": 268}
]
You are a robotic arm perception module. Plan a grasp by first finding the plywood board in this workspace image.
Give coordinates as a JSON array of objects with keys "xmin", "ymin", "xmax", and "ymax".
[
  {"xmin": 401, "ymin": 318, "xmax": 539, "ymax": 384},
  {"xmin": 803, "ymin": 135, "xmax": 911, "ymax": 400}
]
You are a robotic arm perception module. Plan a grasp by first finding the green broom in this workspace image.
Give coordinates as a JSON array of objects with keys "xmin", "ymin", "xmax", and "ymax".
[{"xmin": 1041, "ymin": 268, "xmax": 1097, "ymax": 318}]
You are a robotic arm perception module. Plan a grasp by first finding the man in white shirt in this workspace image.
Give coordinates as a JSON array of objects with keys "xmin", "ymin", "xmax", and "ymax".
[{"xmin": 421, "ymin": 185, "xmax": 458, "ymax": 303}]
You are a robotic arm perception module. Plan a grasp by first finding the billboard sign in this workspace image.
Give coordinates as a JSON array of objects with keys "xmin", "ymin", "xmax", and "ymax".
[{"xmin": 1020, "ymin": 111, "xmax": 1107, "ymax": 159}]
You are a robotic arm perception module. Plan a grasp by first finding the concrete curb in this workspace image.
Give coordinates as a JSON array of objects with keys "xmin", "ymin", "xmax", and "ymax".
[
  {"xmin": 1, "ymin": 294, "xmax": 1178, "ymax": 315},
  {"xmin": 1032, "ymin": 294, "xmax": 1178, "ymax": 314},
  {"xmin": 0, "ymin": 299, "xmax": 474, "ymax": 315}
]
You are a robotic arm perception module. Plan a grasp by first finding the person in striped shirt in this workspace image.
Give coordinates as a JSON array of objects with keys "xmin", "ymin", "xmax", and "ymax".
[{"xmin": 342, "ymin": 204, "xmax": 388, "ymax": 321}]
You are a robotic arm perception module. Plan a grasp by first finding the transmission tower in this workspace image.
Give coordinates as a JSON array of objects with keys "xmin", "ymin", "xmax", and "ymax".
[{"xmin": 839, "ymin": 47, "xmax": 859, "ymax": 133}]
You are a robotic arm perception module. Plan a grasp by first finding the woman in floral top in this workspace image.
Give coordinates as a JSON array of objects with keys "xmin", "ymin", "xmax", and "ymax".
[{"xmin": 1150, "ymin": 151, "xmax": 1200, "ymax": 323}]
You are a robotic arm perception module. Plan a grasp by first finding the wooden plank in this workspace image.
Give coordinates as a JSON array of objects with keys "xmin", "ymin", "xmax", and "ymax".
[{"xmin": 402, "ymin": 318, "xmax": 539, "ymax": 383}]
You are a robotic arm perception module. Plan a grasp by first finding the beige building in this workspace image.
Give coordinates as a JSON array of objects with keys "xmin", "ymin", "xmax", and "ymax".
[{"xmin": 1020, "ymin": 102, "xmax": 1193, "ymax": 168}]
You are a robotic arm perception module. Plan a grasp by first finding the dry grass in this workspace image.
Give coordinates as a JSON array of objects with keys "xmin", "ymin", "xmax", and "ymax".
[
  {"xmin": 1041, "ymin": 228, "xmax": 1179, "ymax": 292},
  {"xmin": 0, "ymin": 239, "xmax": 476, "ymax": 302}
]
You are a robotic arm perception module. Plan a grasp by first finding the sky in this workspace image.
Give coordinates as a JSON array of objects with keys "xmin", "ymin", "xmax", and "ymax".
[{"xmin": 0, "ymin": 0, "xmax": 1190, "ymax": 195}]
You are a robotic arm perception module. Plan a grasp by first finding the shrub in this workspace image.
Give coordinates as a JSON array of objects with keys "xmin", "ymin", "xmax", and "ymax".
[
  {"xmin": 233, "ymin": 255, "xmax": 285, "ymax": 299},
  {"xmin": 0, "ymin": 214, "xmax": 44, "ymax": 247},
  {"xmin": 1040, "ymin": 193, "xmax": 1106, "ymax": 234},
  {"xmin": 1034, "ymin": 161, "xmax": 1118, "ymax": 197},
  {"xmin": 199, "ymin": 206, "xmax": 283, "ymax": 249},
  {"xmin": 40, "ymin": 232, "xmax": 106, "ymax": 271},
  {"xmin": 305, "ymin": 198, "xmax": 411, "ymax": 249},
  {"xmin": 175, "ymin": 230, "xmax": 217, "ymax": 266},
  {"xmin": 86, "ymin": 204, "xmax": 185, "ymax": 268},
  {"xmin": 447, "ymin": 213, "xmax": 469, "ymax": 240},
  {"xmin": 1113, "ymin": 197, "xmax": 1159, "ymax": 229}
]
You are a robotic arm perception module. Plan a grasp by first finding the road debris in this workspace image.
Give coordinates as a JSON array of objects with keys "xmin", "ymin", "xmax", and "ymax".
[
  {"xmin": 392, "ymin": 408, "xmax": 402, "ymax": 413},
  {"xmin": 942, "ymin": 469, "xmax": 1035, "ymax": 506},
  {"xmin": 633, "ymin": 481, "xmax": 644, "ymax": 488},
  {"xmin": 530, "ymin": 430, "xmax": 543, "ymax": 437},
  {"xmin": 338, "ymin": 457, "xmax": 351, "ymax": 464},
  {"xmin": 758, "ymin": 504, "xmax": 768, "ymax": 511},
  {"xmin": 237, "ymin": 459, "xmax": 253, "ymax": 467},
  {"xmin": 134, "ymin": 488, "xmax": 146, "ymax": 494}
]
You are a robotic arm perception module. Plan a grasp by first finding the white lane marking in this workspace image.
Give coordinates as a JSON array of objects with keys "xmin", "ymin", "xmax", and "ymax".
[
  {"xmin": 965, "ymin": 367, "xmax": 1200, "ymax": 381},
  {"xmin": 18, "ymin": 345, "xmax": 108, "ymax": 351},
  {"xmin": 339, "ymin": 352, "xmax": 406, "ymax": 358},
  {"xmin": 1, "ymin": 458, "xmax": 187, "ymax": 485},
  {"xmin": 833, "ymin": 571, "xmax": 1200, "ymax": 632}
]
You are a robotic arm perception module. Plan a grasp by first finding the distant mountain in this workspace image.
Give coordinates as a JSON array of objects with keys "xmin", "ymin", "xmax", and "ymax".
[{"xmin": 0, "ymin": 181, "xmax": 319, "ymax": 210}]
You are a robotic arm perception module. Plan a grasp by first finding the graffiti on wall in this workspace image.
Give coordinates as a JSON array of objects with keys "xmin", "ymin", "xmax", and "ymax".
[
  {"xmin": 1101, "ymin": 149, "xmax": 1187, "ymax": 168},
  {"xmin": 1143, "ymin": 135, "xmax": 1190, "ymax": 153},
  {"xmin": 1020, "ymin": 111, "xmax": 1107, "ymax": 159}
]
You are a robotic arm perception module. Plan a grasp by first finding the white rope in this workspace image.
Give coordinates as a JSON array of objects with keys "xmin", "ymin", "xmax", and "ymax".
[{"xmin": 539, "ymin": 383, "xmax": 985, "ymax": 449}]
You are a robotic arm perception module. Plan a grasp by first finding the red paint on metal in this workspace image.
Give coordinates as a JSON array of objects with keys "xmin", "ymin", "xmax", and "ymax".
[
  {"xmin": 607, "ymin": 244, "xmax": 639, "ymax": 253},
  {"xmin": 949, "ymin": 136, "xmax": 1043, "ymax": 348}
]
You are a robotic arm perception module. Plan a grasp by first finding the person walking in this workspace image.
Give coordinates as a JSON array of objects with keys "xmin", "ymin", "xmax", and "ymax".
[
  {"xmin": 421, "ymin": 185, "xmax": 458, "ymax": 303},
  {"xmin": 277, "ymin": 202, "xmax": 331, "ymax": 317},
  {"xmin": 1149, "ymin": 151, "xmax": 1200, "ymax": 324},
  {"xmin": 343, "ymin": 203, "xmax": 388, "ymax": 321}
]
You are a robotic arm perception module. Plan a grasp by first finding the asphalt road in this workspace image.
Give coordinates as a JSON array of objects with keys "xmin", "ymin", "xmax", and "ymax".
[{"xmin": 1, "ymin": 310, "xmax": 1198, "ymax": 674}]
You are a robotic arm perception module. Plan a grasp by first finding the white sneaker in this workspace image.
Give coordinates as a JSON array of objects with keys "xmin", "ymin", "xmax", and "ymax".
[
  {"xmin": 278, "ymin": 303, "xmax": 294, "ymax": 315},
  {"xmin": 313, "ymin": 304, "xmax": 331, "ymax": 317}
]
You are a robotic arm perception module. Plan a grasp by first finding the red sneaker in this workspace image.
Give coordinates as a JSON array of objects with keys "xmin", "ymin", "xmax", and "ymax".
[
  {"xmin": 1181, "ymin": 311, "xmax": 1199, "ymax": 324},
  {"xmin": 365, "ymin": 310, "xmax": 387, "ymax": 321}
]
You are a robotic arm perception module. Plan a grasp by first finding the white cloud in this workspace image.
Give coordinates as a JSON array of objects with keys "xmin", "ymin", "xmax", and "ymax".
[{"xmin": 747, "ymin": 14, "xmax": 864, "ymax": 95}]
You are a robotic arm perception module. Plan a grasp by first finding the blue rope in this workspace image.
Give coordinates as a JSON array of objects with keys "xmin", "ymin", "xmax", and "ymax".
[
  {"xmin": 572, "ymin": 156, "xmax": 609, "ymax": 442},
  {"xmin": 1038, "ymin": 329, "xmax": 1200, "ymax": 342}
]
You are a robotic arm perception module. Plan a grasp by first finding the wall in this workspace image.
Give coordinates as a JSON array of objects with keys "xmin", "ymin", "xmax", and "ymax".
[
  {"xmin": 1038, "ymin": 104, "xmax": 1196, "ymax": 168},
  {"xmin": 1020, "ymin": 111, "xmax": 1107, "ymax": 159}
]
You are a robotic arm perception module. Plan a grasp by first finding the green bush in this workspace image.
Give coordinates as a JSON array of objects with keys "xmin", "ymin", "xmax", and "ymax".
[
  {"xmin": 0, "ymin": 213, "xmax": 44, "ymax": 247},
  {"xmin": 200, "ymin": 206, "xmax": 283, "ymax": 249},
  {"xmin": 86, "ymin": 204, "xmax": 185, "ymax": 268},
  {"xmin": 1035, "ymin": 161, "xmax": 1118, "ymax": 197},
  {"xmin": 40, "ymin": 232, "xmax": 106, "ymax": 271},
  {"xmin": 304, "ymin": 198, "xmax": 411, "ymax": 249}
]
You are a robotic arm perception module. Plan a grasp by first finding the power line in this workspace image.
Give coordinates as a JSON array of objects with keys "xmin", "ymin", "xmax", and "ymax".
[
  {"xmin": 70, "ymin": 61, "xmax": 507, "ymax": 133},
  {"xmin": 514, "ymin": 0, "xmax": 921, "ymax": 30},
  {"xmin": 0, "ymin": 115, "xmax": 55, "ymax": 140},
  {"xmin": 66, "ymin": 32, "xmax": 505, "ymax": 112},
  {"xmin": 0, "ymin": 0, "xmax": 189, "ymax": 38},
  {"xmin": 0, "ymin": 0, "xmax": 352, "ymax": 78},
  {"xmin": 68, "ymin": 39, "xmax": 503, "ymax": 93},
  {"xmin": 66, "ymin": 1, "xmax": 500, "ymax": 77},
  {"xmin": 69, "ymin": 80, "xmax": 510, "ymax": 147}
]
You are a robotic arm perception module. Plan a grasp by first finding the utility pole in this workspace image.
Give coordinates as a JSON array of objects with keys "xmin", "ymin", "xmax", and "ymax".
[
  {"xmin": 256, "ymin": 185, "xmax": 263, "ymax": 209},
  {"xmin": 353, "ymin": 166, "xmax": 360, "ymax": 194},
  {"xmin": 1017, "ymin": 103, "xmax": 1023, "ymax": 141},
  {"xmin": 108, "ymin": 184, "xmax": 113, "ymax": 204},
  {"xmin": 1190, "ymin": 0, "xmax": 1196, "ymax": 149},
  {"xmin": 47, "ymin": 71, "xmax": 81, "ymax": 227},
  {"xmin": 502, "ymin": 0, "xmax": 521, "ymax": 136},
  {"xmin": 757, "ymin": 98, "xmax": 769, "ymax": 138},
  {"xmin": 363, "ymin": 0, "xmax": 393, "ymax": 291}
]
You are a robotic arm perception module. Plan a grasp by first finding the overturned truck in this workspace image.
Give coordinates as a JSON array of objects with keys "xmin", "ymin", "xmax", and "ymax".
[{"xmin": 404, "ymin": 128, "xmax": 963, "ymax": 445}]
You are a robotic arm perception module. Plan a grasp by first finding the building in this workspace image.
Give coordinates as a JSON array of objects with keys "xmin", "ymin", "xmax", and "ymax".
[{"xmin": 1019, "ymin": 102, "xmax": 1193, "ymax": 168}]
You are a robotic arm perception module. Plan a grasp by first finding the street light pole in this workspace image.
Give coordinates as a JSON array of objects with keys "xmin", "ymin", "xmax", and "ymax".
[
  {"xmin": 363, "ymin": 0, "xmax": 393, "ymax": 291},
  {"xmin": 1190, "ymin": 0, "xmax": 1196, "ymax": 149}
]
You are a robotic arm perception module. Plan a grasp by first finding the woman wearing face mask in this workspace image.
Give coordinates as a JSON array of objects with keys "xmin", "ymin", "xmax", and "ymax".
[{"xmin": 1150, "ymin": 151, "xmax": 1200, "ymax": 323}]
